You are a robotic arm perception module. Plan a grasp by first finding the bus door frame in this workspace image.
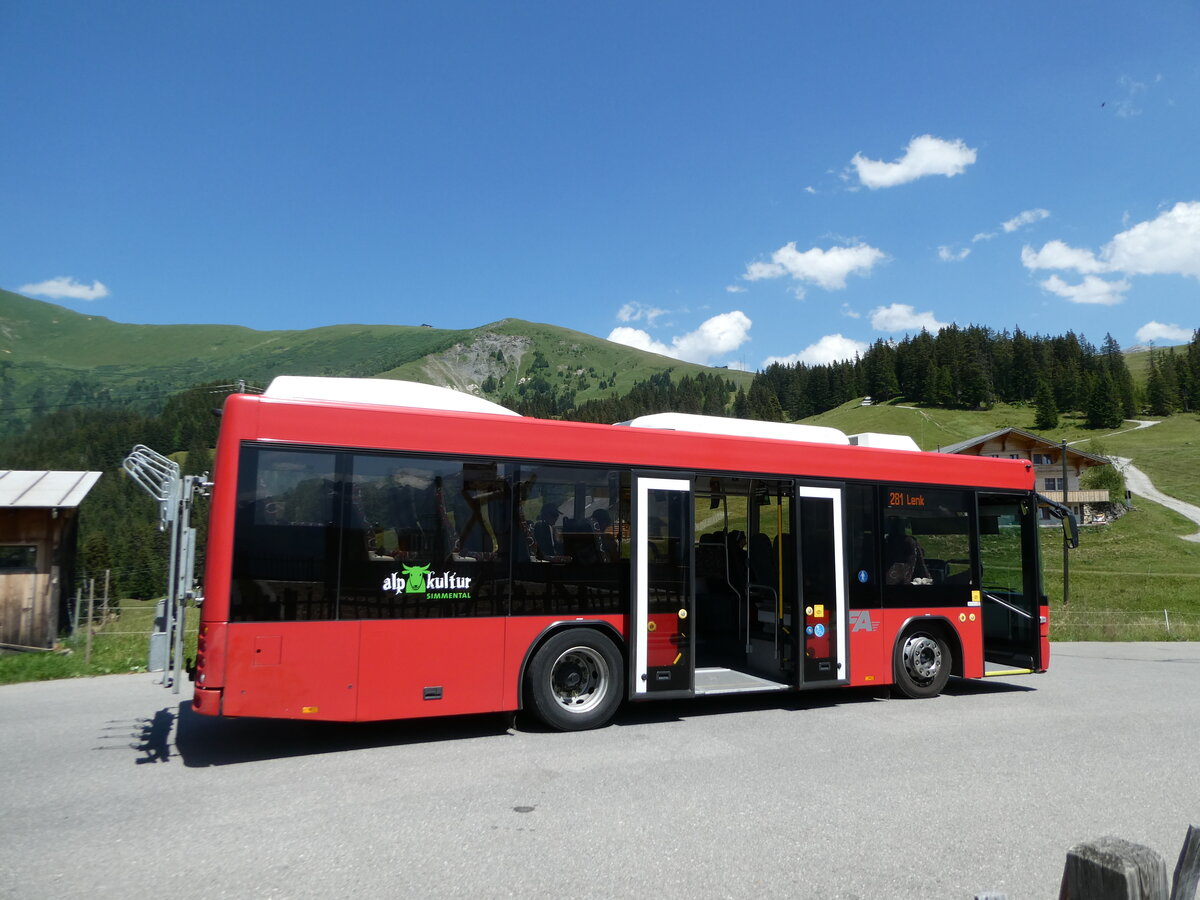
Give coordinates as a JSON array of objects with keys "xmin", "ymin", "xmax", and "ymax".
[
  {"xmin": 795, "ymin": 483, "xmax": 850, "ymax": 688},
  {"xmin": 630, "ymin": 472, "xmax": 695, "ymax": 701}
]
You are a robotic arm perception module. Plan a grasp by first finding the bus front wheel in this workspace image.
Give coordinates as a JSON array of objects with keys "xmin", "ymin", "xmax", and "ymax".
[
  {"xmin": 526, "ymin": 630, "xmax": 623, "ymax": 731},
  {"xmin": 893, "ymin": 628, "xmax": 951, "ymax": 699}
]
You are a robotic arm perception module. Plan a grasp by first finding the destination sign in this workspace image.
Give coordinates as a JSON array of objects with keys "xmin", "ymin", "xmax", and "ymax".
[{"xmin": 887, "ymin": 490, "xmax": 926, "ymax": 508}]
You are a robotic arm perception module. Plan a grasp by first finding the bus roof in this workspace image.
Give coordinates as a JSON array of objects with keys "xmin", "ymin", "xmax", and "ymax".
[{"xmin": 224, "ymin": 386, "xmax": 1033, "ymax": 493}]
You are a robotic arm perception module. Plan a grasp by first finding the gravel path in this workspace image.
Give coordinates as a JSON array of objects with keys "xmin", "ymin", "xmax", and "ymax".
[{"xmin": 1114, "ymin": 455, "xmax": 1200, "ymax": 542}]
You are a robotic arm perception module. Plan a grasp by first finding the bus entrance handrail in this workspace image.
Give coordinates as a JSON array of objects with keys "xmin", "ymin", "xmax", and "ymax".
[{"xmin": 983, "ymin": 591, "xmax": 1035, "ymax": 621}]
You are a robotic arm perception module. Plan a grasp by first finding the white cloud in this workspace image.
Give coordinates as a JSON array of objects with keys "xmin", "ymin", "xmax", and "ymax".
[
  {"xmin": 840, "ymin": 303, "xmax": 861, "ymax": 319},
  {"xmin": 1135, "ymin": 321, "xmax": 1194, "ymax": 344},
  {"xmin": 1038, "ymin": 275, "xmax": 1130, "ymax": 306},
  {"xmin": 937, "ymin": 246, "xmax": 970, "ymax": 262},
  {"xmin": 1022, "ymin": 202, "xmax": 1200, "ymax": 281},
  {"xmin": 616, "ymin": 302, "xmax": 670, "ymax": 325},
  {"xmin": 869, "ymin": 303, "xmax": 950, "ymax": 333},
  {"xmin": 764, "ymin": 333, "xmax": 867, "ymax": 367},
  {"xmin": 724, "ymin": 284, "xmax": 747, "ymax": 294},
  {"xmin": 607, "ymin": 310, "xmax": 752, "ymax": 366},
  {"xmin": 850, "ymin": 135, "xmax": 977, "ymax": 190},
  {"xmin": 608, "ymin": 326, "xmax": 672, "ymax": 356},
  {"xmin": 742, "ymin": 242, "xmax": 886, "ymax": 290},
  {"xmin": 972, "ymin": 231, "xmax": 996, "ymax": 242},
  {"xmin": 18, "ymin": 276, "xmax": 109, "ymax": 301},
  {"xmin": 1020, "ymin": 240, "xmax": 1106, "ymax": 274},
  {"xmin": 1104, "ymin": 201, "xmax": 1200, "ymax": 278},
  {"xmin": 1002, "ymin": 208, "xmax": 1050, "ymax": 233}
]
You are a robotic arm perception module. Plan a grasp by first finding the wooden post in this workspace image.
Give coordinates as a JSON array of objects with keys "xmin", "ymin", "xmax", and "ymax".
[
  {"xmin": 84, "ymin": 578, "xmax": 95, "ymax": 665},
  {"xmin": 103, "ymin": 569, "xmax": 111, "ymax": 621},
  {"xmin": 1172, "ymin": 825, "xmax": 1200, "ymax": 900},
  {"xmin": 1060, "ymin": 837, "xmax": 1168, "ymax": 900}
]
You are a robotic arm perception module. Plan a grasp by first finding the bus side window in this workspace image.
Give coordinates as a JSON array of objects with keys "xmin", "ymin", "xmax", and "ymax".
[{"xmin": 845, "ymin": 483, "xmax": 879, "ymax": 607}]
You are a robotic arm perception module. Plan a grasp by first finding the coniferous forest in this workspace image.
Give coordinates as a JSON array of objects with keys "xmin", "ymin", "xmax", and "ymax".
[{"xmin": 1, "ymin": 327, "xmax": 1197, "ymax": 602}]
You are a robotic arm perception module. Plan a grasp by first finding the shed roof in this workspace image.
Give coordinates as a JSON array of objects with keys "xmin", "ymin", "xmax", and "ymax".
[{"xmin": 0, "ymin": 471, "xmax": 103, "ymax": 509}]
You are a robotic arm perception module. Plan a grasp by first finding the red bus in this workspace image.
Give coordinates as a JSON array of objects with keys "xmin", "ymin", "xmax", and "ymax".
[{"xmin": 193, "ymin": 377, "xmax": 1072, "ymax": 730}]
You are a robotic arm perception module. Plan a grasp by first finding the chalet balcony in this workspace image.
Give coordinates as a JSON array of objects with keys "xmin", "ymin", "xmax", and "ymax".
[{"xmin": 1039, "ymin": 490, "xmax": 1110, "ymax": 505}]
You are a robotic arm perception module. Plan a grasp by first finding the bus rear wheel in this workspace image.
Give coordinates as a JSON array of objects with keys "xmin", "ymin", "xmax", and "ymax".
[
  {"xmin": 526, "ymin": 630, "xmax": 623, "ymax": 731},
  {"xmin": 893, "ymin": 628, "xmax": 951, "ymax": 698}
]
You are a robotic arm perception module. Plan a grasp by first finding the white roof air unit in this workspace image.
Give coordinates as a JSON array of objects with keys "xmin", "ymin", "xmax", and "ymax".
[
  {"xmin": 616, "ymin": 412, "xmax": 849, "ymax": 445},
  {"xmin": 263, "ymin": 376, "xmax": 520, "ymax": 416}
]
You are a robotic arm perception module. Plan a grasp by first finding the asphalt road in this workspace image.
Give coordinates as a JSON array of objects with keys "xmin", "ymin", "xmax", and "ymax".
[{"xmin": 2, "ymin": 643, "xmax": 1198, "ymax": 899}]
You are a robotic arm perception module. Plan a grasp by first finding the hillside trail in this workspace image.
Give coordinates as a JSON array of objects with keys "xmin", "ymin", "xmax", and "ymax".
[
  {"xmin": 1076, "ymin": 418, "xmax": 1200, "ymax": 543},
  {"xmin": 1112, "ymin": 456, "xmax": 1200, "ymax": 543}
]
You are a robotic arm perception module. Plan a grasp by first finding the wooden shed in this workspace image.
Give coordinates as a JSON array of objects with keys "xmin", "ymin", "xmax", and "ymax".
[{"xmin": 0, "ymin": 470, "xmax": 102, "ymax": 650}]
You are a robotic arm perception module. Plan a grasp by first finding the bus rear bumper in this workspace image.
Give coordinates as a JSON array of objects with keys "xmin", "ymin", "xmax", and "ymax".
[{"xmin": 193, "ymin": 685, "xmax": 223, "ymax": 716}]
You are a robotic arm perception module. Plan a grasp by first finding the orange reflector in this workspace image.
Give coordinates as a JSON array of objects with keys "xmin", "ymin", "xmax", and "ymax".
[{"xmin": 301, "ymin": 706, "xmax": 319, "ymax": 714}]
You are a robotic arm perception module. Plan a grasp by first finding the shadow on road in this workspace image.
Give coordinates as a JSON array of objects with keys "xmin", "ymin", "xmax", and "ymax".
[
  {"xmin": 172, "ymin": 702, "xmax": 513, "ymax": 767},
  {"xmin": 157, "ymin": 679, "xmax": 1035, "ymax": 765}
]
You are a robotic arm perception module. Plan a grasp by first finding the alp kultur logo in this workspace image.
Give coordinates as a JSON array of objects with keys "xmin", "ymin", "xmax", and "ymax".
[{"xmin": 383, "ymin": 563, "xmax": 472, "ymax": 600}]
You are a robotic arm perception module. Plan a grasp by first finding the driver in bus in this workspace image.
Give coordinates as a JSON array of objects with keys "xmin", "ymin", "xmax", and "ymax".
[{"xmin": 884, "ymin": 516, "xmax": 931, "ymax": 585}]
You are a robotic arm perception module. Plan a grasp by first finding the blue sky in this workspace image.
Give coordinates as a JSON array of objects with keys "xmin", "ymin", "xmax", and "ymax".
[{"xmin": 2, "ymin": 2, "xmax": 1197, "ymax": 370}]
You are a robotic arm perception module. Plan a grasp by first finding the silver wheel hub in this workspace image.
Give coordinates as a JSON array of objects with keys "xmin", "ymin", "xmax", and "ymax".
[
  {"xmin": 550, "ymin": 646, "xmax": 609, "ymax": 714},
  {"xmin": 902, "ymin": 634, "xmax": 943, "ymax": 683}
]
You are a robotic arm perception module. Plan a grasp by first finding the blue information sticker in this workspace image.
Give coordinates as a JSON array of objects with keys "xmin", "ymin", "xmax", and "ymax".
[
  {"xmin": 805, "ymin": 625, "xmax": 814, "ymax": 636},
  {"xmin": 857, "ymin": 569, "xmax": 869, "ymax": 583},
  {"xmin": 815, "ymin": 624, "xmax": 826, "ymax": 638}
]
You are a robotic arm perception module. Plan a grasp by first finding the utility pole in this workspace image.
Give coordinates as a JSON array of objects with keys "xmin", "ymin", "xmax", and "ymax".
[{"xmin": 1061, "ymin": 438, "xmax": 1070, "ymax": 605}]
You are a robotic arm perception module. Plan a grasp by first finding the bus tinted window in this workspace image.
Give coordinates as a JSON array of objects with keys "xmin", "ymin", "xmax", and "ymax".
[
  {"xmin": 337, "ymin": 453, "xmax": 511, "ymax": 619},
  {"xmin": 511, "ymin": 465, "xmax": 628, "ymax": 616},
  {"xmin": 845, "ymin": 483, "xmax": 879, "ymax": 608},
  {"xmin": 230, "ymin": 446, "xmax": 512, "ymax": 621},
  {"xmin": 232, "ymin": 447, "xmax": 339, "ymax": 621},
  {"xmin": 882, "ymin": 487, "xmax": 972, "ymax": 588}
]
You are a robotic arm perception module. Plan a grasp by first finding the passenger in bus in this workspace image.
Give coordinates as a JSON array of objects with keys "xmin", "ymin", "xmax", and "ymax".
[
  {"xmin": 533, "ymin": 502, "xmax": 562, "ymax": 559},
  {"xmin": 884, "ymin": 517, "xmax": 932, "ymax": 585}
]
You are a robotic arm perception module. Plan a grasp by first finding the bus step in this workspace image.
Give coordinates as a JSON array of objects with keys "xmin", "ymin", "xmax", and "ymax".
[{"xmin": 982, "ymin": 667, "xmax": 1034, "ymax": 677}]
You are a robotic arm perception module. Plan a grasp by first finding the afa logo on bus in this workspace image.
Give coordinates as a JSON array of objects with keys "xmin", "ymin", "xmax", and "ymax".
[{"xmin": 382, "ymin": 564, "xmax": 473, "ymax": 598}]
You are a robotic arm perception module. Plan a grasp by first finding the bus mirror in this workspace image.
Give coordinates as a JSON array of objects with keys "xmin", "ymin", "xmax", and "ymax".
[
  {"xmin": 1036, "ymin": 493, "xmax": 1079, "ymax": 550},
  {"xmin": 1062, "ymin": 511, "xmax": 1079, "ymax": 550}
]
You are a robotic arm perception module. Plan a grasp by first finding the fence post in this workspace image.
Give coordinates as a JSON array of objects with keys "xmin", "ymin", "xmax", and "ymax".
[
  {"xmin": 1165, "ymin": 610, "xmax": 1171, "ymax": 634},
  {"xmin": 103, "ymin": 569, "xmax": 111, "ymax": 621},
  {"xmin": 1173, "ymin": 824, "xmax": 1200, "ymax": 900},
  {"xmin": 1060, "ymin": 837, "xmax": 1169, "ymax": 899},
  {"xmin": 84, "ymin": 579, "xmax": 95, "ymax": 666}
]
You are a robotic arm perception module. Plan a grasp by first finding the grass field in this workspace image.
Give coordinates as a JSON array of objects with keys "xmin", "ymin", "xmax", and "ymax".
[
  {"xmin": 0, "ymin": 599, "xmax": 197, "ymax": 685},
  {"xmin": 1043, "ymin": 494, "xmax": 1200, "ymax": 640}
]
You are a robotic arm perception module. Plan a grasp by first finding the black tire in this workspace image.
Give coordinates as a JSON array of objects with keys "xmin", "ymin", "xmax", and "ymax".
[
  {"xmin": 893, "ymin": 627, "xmax": 951, "ymax": 698},
  {"xmin": 525, "ymin": 629, "xmax": 624, "ymax": 731}
]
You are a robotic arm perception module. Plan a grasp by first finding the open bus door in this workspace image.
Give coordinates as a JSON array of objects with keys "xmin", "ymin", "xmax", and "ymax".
[
  {"xmin": 978, "ymin": 493, "xmax": 1072, "ymax": 673},
  {"xmin": 796, "ymin": 485, "xmax": 848, "ymax": 686},
  {"xmin": 631, "ymin": 474, "xmax": 694, "ymax": 700}
]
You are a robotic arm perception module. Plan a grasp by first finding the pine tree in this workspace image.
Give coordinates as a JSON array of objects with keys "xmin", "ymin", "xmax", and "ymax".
[
  {"xmin": 1145, "ymin": 350, "xmax": 1180, "ymax": 416},
  {"xmin": 1085, "ymin": 373, "xmax": 1124, "ymax": 429},
  {"xmin": 1034, "ymin": 380, "xmax": 1058, "ymax": 431}
]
